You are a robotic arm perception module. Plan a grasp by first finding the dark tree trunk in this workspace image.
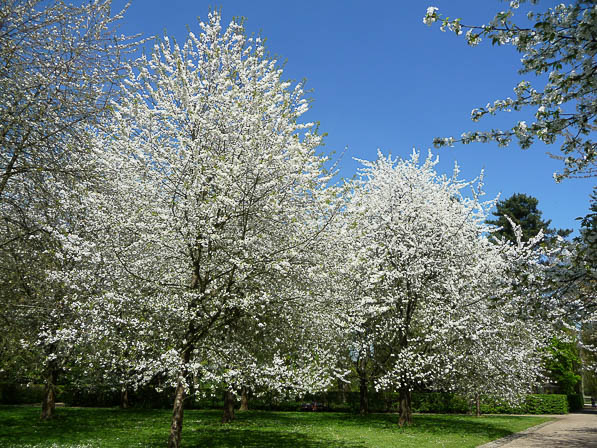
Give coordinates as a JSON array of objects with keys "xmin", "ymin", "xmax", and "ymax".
[
  {"xmin": 339, "ymin": 379, "xmax": 347, "ymax": 404},
  {"xmin": 40, "ymin": 366, "xmax": 57, "ymax": 420},
  {"xmin": 398, "ymin": 387, "xmax": 412, "ymax": 427},
  {"xmin": 359, "ymin": 375, "xmax": 369, "ymax": 415},
  {"xmin": 222, "ymin": 390, "xmax": 236, "ymax": 423},
  {"xmin": 168, "ymin": 378, "xmax": 186, "ymax": 448},
  {"xmin": 168, "ymin": 349, "xmax": 191, "ymax": 448},
  {"xmin": 120, "ymin": 387, "xmax": 129, "ymax": 409},
  {"xmin": 475, "ymin": 392, "xmax": 481, "ymax": 417},
  {"xmin": 239, "ymin": 387, "xmax": 249, "ymax": 411}
]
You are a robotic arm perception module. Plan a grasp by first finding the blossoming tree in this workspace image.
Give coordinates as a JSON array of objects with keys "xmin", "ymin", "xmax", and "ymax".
[
  {"xmin": 337, "ymin": 150, "xmax": 551, "ymax": 425},
  {"xmin": 0, "ymin": 0, "xmax": 137, "ymax": 419},
  {"xmin": 79, "ymin": 13, "xmax": 340, "ymax": 447}
]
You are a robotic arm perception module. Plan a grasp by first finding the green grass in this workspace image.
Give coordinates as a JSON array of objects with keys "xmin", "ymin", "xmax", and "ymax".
[{"xmin": 0, "ymin": 405, "xmax": 552, "ymax": 448}]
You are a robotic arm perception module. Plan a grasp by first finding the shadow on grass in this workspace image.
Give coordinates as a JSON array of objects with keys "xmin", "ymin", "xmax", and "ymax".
[
  {"xmin": 182, "ymin": 410, "xmax": 366, "ymax": 448},
  {"xmin": 0, "ymin": 406, "xmax": 167, "ymax": 447},
  {"xmin": 0, "ymin": 406, "xmax": 545, "ymax": 448},
  {"xmin": 0, "ymin": 407, "xmax": 364, "ymax": 448},
  {"xmin": 185, "ymin": 427, "xmax": 364, "ymax": 448},
  {"xmin": 239, "ymin": 411, "xmax": 529, "ymax": 437}
]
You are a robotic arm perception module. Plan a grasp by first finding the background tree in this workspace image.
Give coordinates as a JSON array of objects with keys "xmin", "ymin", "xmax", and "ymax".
[
  {"xmin": 486, "ymin": 192, "xmax": 571, "ymax": 244},
  {"xmin": 574, "ymin": 188, "xmax": 597, "ymax": 302},
  {"xmin": 545, "ymin": 336, "xmax": 582, "ymax": 395},
  {"xmin": 581, "ymin": 321, "xmax": 597, "ymax": 397},
  {"xmin": 550, "ymin": 189, "xmax": 596, "ymax": 323},
  {"xmin": 425, "ymin": 1, "xmax": 597, "ymax": 181},
  {"xmin": 0, "ymin": 0, "xmax": 136, "ymax": 208}
]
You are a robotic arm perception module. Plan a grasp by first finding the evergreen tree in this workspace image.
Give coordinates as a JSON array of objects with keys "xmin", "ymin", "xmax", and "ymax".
[{"xmin": 487, "ymin": 193, "xmax": 571, "ymax": 244}]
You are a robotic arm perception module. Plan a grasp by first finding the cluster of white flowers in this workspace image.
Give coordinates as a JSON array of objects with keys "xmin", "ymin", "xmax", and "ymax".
[{"xmin": 423, "ymin": 7, "xmax": 439, "ymax": 25}]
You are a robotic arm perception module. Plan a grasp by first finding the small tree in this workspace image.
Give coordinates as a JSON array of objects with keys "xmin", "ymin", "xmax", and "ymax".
[{"xmin": 545, "ymin": 336, "xmax": 582, "ymax": 394}]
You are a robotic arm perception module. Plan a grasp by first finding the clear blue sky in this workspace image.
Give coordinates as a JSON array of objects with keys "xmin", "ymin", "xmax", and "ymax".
[{"xmin": 112, "ymin": 0, "xmax": 595, "ymax": 235}]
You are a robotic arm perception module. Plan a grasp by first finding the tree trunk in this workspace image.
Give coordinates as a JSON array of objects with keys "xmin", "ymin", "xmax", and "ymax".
[
  {"xmin": 239, "ymin": 387, "xmax": 249, "ymax": 411},
  {"xmin": 398, "ymin": 387, "xmax": 412, "ymax": 427},
  {"xmin": 40, "ymin": 367, "xmax": 57, "ymax": 420},
  {"xmin": 168, "ymin": 350, "xmax": 191, "ymax": 448},
  {"xmin": 120, "ymin": 387, "xmax": 129, "ymax": 409},
  {"xmin": 475, "ymin": 393, "xmax": 481, "ymax": 417},
  {"xmin": 222, "ymin": 390, "xmax": 236, "ymax": 423},
  {"xmin": 339, "ymin": 379, "xmax": 347, "ymax": 404},
  {"xmin": 359, "ymin": 375, "xmax": 369, "ymax": 415}
]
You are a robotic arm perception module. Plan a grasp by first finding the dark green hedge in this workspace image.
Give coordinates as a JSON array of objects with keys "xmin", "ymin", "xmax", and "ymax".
[
  {"xmin": 525, "ymin": 394, "xmax": 569, "ymax": 414},
  {"xmin": 0, "ymin": 382, "xmax": 570, "ymax": 415},
  {"xmin": 567, "ymin": 394, "xmax": 584, "ymax": 412},
  {"xmin": 479, "ymin": 394, "xmax": 568, "ymax": 414},
  {"xmin": 0, "ymin": 383, "xmax": 46, "ymax": 404},
  {"xmin": 411, "ymin": 392, "xmax": 469, "ymax": 413}
]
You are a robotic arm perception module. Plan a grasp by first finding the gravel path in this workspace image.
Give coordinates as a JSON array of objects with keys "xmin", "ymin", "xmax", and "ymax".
[{"xmin": 479, "ymin": 408, "xmax": 597, "ymax": 448}]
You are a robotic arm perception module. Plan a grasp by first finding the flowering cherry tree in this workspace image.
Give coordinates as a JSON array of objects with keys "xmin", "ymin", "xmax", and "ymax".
[
  {"xmin": 77, "ymin": 12, "xmax": 339, "ymax": 447},
  {"xmin": 337, "ymin": 150, "xmax": 552, "ymax": 425}
]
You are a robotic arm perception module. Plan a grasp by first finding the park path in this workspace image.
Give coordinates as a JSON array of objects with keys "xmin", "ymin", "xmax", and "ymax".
[{"xmin": 479, "ymin": 407, "xmax": 597, "ymax": 448}]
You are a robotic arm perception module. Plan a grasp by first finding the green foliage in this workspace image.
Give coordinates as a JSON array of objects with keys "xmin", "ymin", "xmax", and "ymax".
[
  {"xmin": 545, "ymin": 337, "xmax": 582, "ymax": 395},
  {"xmin": 582, "ymin": 322, "xmax": 597, "ymax": 397},
  {"xmin": 0, "ymin": 406, "xmax": 552, "ymax": 448},
  {"xmin": 486, "ymin": 193, "xmax": 570, "ymax": 244},
  {"xmin": 0, "ymin": 384, "xmax": 571, "ymax": 416},
  {"xmin": 524, "ymin": 394, "xmax": 569, "ymax": 414},
  {"xmin": 0, "ymin": 383, "xmax": 45, "ymax": 405},
  {"xmin": 567, "ymin": 394, "xmax": 584, "ymax": 412},
  {"xmin": 480, "ymin": 394, "xmax": 568, "ymax": 414},
  {"xmin": 411, "ymin": 392, "xmax": 469, "ymax": 414}
]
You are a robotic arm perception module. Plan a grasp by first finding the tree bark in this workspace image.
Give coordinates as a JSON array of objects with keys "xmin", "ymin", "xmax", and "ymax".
[
  {"xmin": 339, "ymin": 379, "xmax": 347, "ymax": 404},
  {"xmin": 0, "ymin": 150, "xmax": 19, "ymax": 199},
  {"xmin": 475, "ymin": 392, "xmax": 481, "ymax": 417},
  {"xmin": 239, "ymin": 386, "xmax": 249, "ymax": 411},
  {"xmin": 359, "ymin": 375, "xmax": 369, "ymax": 415},
  {"xmin": 222, "ymin": 390, "xmax": 236, "ymax": 423},
  {"xmin": 398, "ymin": 387, "xmax": 412, "ymax": 427},
  {"xmin": 168, "ymin": 349, "xmax": 191, "ymax": 448},
  {"xmin": 120, "ymin": 387, "xmax": 129, "ymax": 409},
  {"xmin": 40, "ymin": 366, "xmax": 57, "ymax": 420}
]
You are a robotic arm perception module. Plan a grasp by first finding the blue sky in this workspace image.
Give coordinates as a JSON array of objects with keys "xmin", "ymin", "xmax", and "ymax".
[{"xmin": 112, "ymin": 0, "xmax": 595, "ymax": 235}]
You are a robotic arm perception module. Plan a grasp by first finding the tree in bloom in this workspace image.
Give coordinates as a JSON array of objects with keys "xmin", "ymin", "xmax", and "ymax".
[
  {"xmin": 543, "ymin": 189, "xmax": 597, "ymax": 380},
  {"xmin": 79, "ymin": 12, "xmax": 339, "ymax": 447},
  {"xmin": 435, "ymin": 268, "xmax": 551, "ymax": 416},
  {"xmin": 0, "ymin": 0, "xmax": 137, "ymax": 419},
  {"xmin": 337, "ymin": 150, "xmax": 551, "ymax": 426},
  {"xmin": 0, "ymin": 170, "xmax": 106, "ymax": 419},
  {"xmin": 424, "ymin": 1, "xmax": 597, "ymax": 182},
  {"xmin": 0, "ymin": 0, "xmax": 137, "ymax": 209}
]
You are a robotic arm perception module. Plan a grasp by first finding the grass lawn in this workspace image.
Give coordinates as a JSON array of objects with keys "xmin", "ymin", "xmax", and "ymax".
[{"xmin": 0, "ymin": 405, "xmax": 552, "ymax": 448}]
